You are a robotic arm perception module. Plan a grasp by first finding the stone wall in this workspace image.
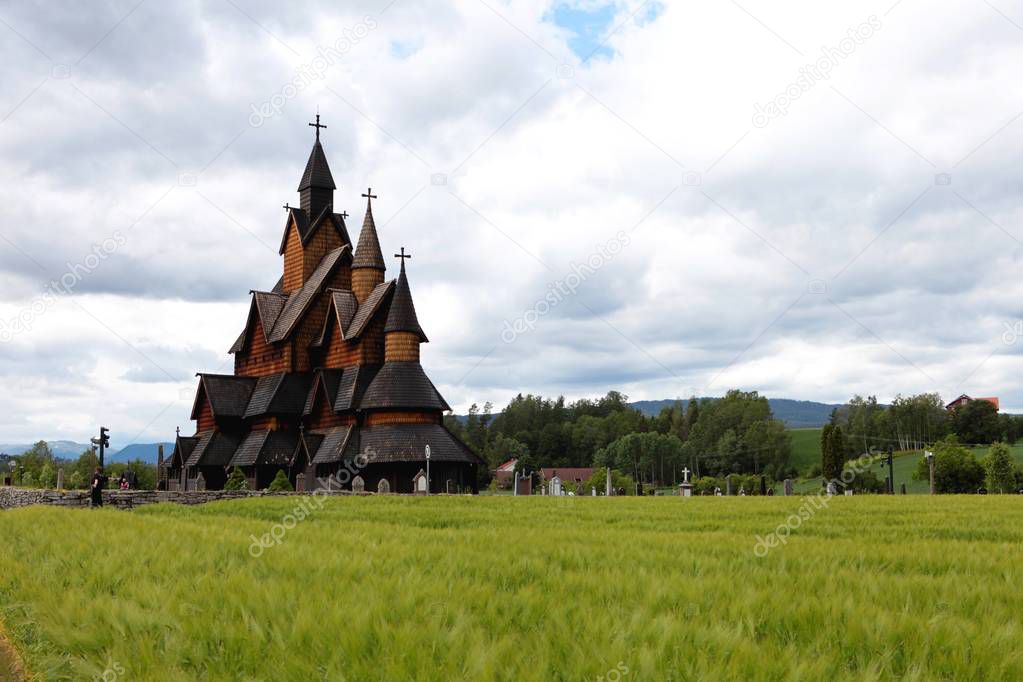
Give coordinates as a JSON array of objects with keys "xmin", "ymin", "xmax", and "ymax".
[{"xmin": 0, "ymin": 487, "xmax": 365, "ymax": 511}]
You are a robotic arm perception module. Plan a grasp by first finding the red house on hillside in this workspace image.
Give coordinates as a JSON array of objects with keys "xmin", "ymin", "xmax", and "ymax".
[{"xmin": 945, "ymin": 394, "xmax": 1000, "ymax": 412}]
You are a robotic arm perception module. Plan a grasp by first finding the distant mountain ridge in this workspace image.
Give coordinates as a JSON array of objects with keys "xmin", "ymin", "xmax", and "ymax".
[
  {"xmin": 0, "ymin": 441, "xmax": 173, "ymax": 464},
  {"xmin": 628, "ymin": 398, "xmax": 841, "ymax": 428},
  {"xmin": 451, "ymin": 397, "xmax": 842, "ymax": 428}
]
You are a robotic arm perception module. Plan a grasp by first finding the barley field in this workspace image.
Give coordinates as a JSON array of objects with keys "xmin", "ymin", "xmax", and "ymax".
[{"xmin": 1, "ymin": 496, "xmax": 1022, "ymax": 680}]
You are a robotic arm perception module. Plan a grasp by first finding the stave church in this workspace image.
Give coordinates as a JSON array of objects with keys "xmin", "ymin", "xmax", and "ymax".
[{"xmin": 163, "ymin": 117, "xmax": 483, "ymax": 494}]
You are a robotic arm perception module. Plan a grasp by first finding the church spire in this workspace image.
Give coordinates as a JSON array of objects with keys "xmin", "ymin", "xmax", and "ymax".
[
  {"xmin": 351, "ymin": 189, "xmax": 386, "ymax": 303},
  {"xmin": 385, "ymin": 247, "xmax": 427, "ymax": 342},
  {"xmin": 297, "ymin": 114, "xmax": 335, "ymax": 219}
]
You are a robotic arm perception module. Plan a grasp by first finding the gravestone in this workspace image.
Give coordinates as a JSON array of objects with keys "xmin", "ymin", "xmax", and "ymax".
[
  {"xmin": 900, "ymin": 483, "xmax": 906, "ymax": 495},
  {"xmin": 446, "ymin": 479, "xmax": 455, "ymax": 494},
  {"xmin": 550, "ymin": 475, "xmax": 562, "ymax": 496},
  {"xmin": 844, "ymin": 489, "xmax": 853, "ymax": 496},
  {"xmin": 825, "ymin": 481, "xmax": 836, "ymax": 495},
  {"xmin": 195, "ymin": 472, "xmax": 206, "ymax": 491},
  {"xmin": 296, "ymin": 473, "xmax": 305, "ymax": 492},
  {"xmin": 767, "ymin": 488, "xmax": 774, "ymax": 496},
  {"xmin": 738, "ymin": 487, "xmax": 746, "ymax": 496},
  {"xmin": 726, "ymin": 477, "xmax": 733, "ymax": 496},
  {"xmin": 377, "ymin": 478, "xmax": 390, "ymax": 494},
  {"xmin": 714, "ymin": 487, "xmax": 722, "ymax": 496},
  {"xmin": 783, "ymin": 479, "xmax": 794, "ymax": 496},
  {"xmin": 977, "ymin": 487, "xmax": 988, "ymax": 495},
  {"xmin": 679, "ymin": 466, "xmax": 693, "ymax": 498},
  {"xmin": 591, "ymin": 486, "xmax": 596, "ymax": 496},
  {"xmin": 351, "ymin": 475, "xmax": 365, "ymax": 493},
  {"xmin": 56, "ymin": 468, "xmax": 64, "ymax": 490}
]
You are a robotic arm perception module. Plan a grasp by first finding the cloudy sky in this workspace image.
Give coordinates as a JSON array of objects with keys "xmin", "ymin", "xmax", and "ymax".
[{"xmin": 1, "ymin": 0, "xmax": 1022, "ymax": 447}]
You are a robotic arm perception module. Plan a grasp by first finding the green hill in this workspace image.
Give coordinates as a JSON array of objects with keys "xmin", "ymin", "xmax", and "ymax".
[{"xmin": 788, "ymin": 428, "xmax": 822, "ymax": 475}]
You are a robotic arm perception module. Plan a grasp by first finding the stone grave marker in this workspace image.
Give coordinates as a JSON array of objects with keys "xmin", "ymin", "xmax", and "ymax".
[
  {"xmin": 783, "ymin": 479, "xmax": 794, "ymax": 496},
  {"xmin": 352, "ymin": 475, "xmax": 365, "ymax": 493},
  {"xmin": 377, "ymin": 478, "xmax": 390, "ymax": 494}
]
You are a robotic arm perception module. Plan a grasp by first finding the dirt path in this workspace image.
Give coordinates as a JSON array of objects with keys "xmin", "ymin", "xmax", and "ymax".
[{"xmin": 0, "ymin": 620, "xmax": 27, "ymax": 681}]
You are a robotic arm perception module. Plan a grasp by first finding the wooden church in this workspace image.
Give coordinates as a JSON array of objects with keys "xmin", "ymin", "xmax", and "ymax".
[{"xmin": 164, "ymin": 117, "xmax": 483, "ymax": 494}]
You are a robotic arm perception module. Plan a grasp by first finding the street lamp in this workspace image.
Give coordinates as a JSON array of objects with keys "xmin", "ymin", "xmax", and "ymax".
[{"xmin": 425, "ymin": 444, "xmax": 431, "ymax": 496}]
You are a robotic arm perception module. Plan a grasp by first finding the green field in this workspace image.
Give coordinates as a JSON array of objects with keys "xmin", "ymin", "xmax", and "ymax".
[
  {"xmin": 2, "ymin": 496, "xmax": 1023, "ymax": 680},
  {"xmin": 787, "ymin": 427, "xmax": 822, "ymax": 475}
]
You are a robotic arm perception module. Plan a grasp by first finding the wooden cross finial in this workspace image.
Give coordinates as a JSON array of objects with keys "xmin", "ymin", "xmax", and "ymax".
[
  {"xmin": 339, "ymin": 210, "xmax": 349, "ymax": 220},
  {"xmin": 283, "ymin": 203, "xmax": 293, "ymax": 211},
  {"xmin": 394, "ymin": 247, "xmax": 412, "ymax": 264},
  {"xmin": 308, "ymin": 113, "xmax": 327, "ymax": 140},
  {"xmin": 361, "ymin": 187, "xmax": 378, "ymax": 200}
]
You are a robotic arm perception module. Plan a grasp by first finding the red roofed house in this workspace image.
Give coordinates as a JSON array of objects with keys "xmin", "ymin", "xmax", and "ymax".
[
  {"xmin": 541, "ymin": 467, "xmax": 595, "ymax": 495},
  {"xmin": 945, "ymin": 394, "xmax": 1000, "ymax": 412}
]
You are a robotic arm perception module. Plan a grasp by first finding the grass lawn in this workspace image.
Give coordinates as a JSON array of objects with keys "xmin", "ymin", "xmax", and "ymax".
[
  {"xmin": 2, "ymin": 496, "xmax": 1023, "ymax": 679},
  {"xmin": 787, "ymin": 428, "xmax": 822, "ymax": 475}
]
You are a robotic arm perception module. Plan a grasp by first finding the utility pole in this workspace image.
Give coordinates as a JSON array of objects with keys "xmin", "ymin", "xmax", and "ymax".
[
  {"xmin": 925, "ymin": 450, "xmax": 935, "ymax": 495},
  {"xmin": 90, "ymin": 426, "xmax": 110, "ymax": 468},
  {"xmin": 884, "ymin": 446, "xmax": 895, "ymax": 495}
]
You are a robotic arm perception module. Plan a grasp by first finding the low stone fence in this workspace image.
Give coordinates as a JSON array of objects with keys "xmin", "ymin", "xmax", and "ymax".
[{"xmin": 0, "ymin": 487, "xmax": 361, "ymax": 511}]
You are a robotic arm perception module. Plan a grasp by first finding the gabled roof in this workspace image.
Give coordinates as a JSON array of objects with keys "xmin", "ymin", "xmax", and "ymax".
[
  {"xmin": 190, "ymin": 374, "xmax": 258, "ymax": 420},
  {"xmin": 352, "ymin": 197, "xmax": 385, "ymax": 270},
  {"xmin": 384, "ymin": 260, "xmax": 428, "ymax": 342},
  {"xmin": 334, "ymin": 364, "xmax": 380, "ymax": 412},
  {"xmin": 168, "ymin": 435, "xmax": 199, "ymax": 467},
  {"xmin": 356, "ymin": 424, "xmax": 482, "ymax": 465},
  {"xmin": 346, "ymin": 280, "xmax": 394, "ymax": 339},
  {"xmin": 359, "ymin": 361, "xmax": 450, "ymax": 411},
  {"xmin": 303, "ymin": 368, "xmax": 343, "ymax": 415},
  {"xmin": 296, "ymin": 431, "xmax": 325, "ymax": 467},
  {"xmin": 312, "ymin": 290, "xmax": 359, "ymax": 348},
  {"xmin": 230, "ymin": 429, "xmax": 299, "ymax": 468},
  {"xmin": 185, "ymin": 430, "xmax": 242, "ymax": 468},
  {"xmin": 267, "ymin": 246, "xmax": 350, "ymax": 343},
  {"xmin": 541, "ymin": 467, "xmax": 595, "ymax": 483},
  {"xmin": 229, "ymin": 290, "xmax": 288, "ymax": 354},
  {"xmin": 310, "ymin": 425, "xmax": 356, "ymax": 464},
  {"xmin": 277, "ymin": 206, "xmax": 352, "ymax": 255},
  {"xmin": 298, "ymin": 139, "xmax": 336, "ymax": 191},
  {"xmin": 244, "ymin": 373, "xmax": 313, "ymax": 418}
]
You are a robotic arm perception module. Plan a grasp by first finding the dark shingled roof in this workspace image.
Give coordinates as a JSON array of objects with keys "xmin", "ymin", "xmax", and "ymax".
[
  {"xmin": 346, "ymin": 280, "xmax": 394, "ymax": 339},
  {"xmin": 169, "ymin": 435, "xmax": 199, "ymax": 467},
  {"xmin": 334, "ymin": 364, "xmax": 380, "ymax": 412},
  {"xmin": 384, "ymin": 260, "xmax": 428, "ymax": 342},
  {"xmin": 228, "ymin": 291, "xmax": 288, "ymax": 354},
  {"xmin": 244, "ymin": 373, "xmax": 312, "ymax": 418},
  {"xmin": 277, "ymin": 206, "xmax": 352, "ymax": 255},
  {"xmin": 303, "ymin": 369, "xmax": 343, "ymax": 415},
  {"xmin": 359, "ymin": 362, "xmax": 450, "ymax": 411},
  {"xmin": 296, "ymin": 431, "xmax": 324, "ymax": 467},
  {"xmin": 310, "ymin": 425, "xmax": 355, "ymax": 464},
  {"xmin": 311, "ymin": 290, "xmax": 359, "ymax": 348},
  {"xmin": 271, "ymin": 276, "xmax": 284, "ymax": 293},
  {"xmin": 230, "ymin": 429, "xmax": 299, "ymax": 468},
  {"xmin": 191, "ymin": 374, "xmax": 258, "ymax": 420},
  {"xmin": 186, "ymin": 430, "xmax": 242, "ymax": 467},
  {"xmin": 297, "ymin": 140, "xmax": 336, "ymax": 191},
  {"xmin": 355, "ymin": 424, "xmax": 481, "ymax": 464},
  {"xmin": 352, "ymin": 197, "xmax": 385, "ymax": 270},
  {"xmin": 268, "ymin": 246, "xmax": 349, "ymax": 343}
]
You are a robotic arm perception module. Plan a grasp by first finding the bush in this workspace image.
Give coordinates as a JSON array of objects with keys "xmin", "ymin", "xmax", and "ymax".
[
  {"xmin": 914, "ymin": 437, "xmax": 985, "ymax": 493},
  {"xmin": 584, "ymin": 467, "xmax": 635, "ymax": 495},
  {"xmin": 841, "ymin": 468, "xmax": 886, "ymax": 493},
  {"xmin": 266, "ymin": 470, "xmax": 293, "ymax": 492},
  {"xmin": 224, "ymin": 467, "xmax": 248, "ymax": 491},
  {"xmin": 984, "ymin": 443, "xmax": 1015, "ymax": 493},
  {"xmin": 807, "ymin": 463, "xmax": 822, "ymax": 478}
]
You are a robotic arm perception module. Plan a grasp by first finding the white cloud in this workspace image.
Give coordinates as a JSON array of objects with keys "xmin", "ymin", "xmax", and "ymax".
[{"xmin": 0, "ymin": 0, "xmax": 1022, "ymax": 445}]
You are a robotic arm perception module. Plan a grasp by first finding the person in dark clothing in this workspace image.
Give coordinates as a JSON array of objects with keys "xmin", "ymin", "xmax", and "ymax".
[{"xmin": 91, "ymin": 467, "xmax": 108, "ymax": 508}]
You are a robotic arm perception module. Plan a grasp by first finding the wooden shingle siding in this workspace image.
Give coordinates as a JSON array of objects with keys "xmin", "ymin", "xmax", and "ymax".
[
  {"xmin": 365, "ymin": 411, "xmax": 439, "ymax": 426},
  {"xmin": 282, "ymin": 222, "xmax": 303, "ymax": 292},
  {"xmin": 235, "ymin": 319, "xmax": 290, "ymax": 376},
  {"xmin": 302, "ymin": 223, "xmax": 344, "ymax": 284},
  {"xmin": 352, "ymin": 268, "xmax": 383, "ymax": 304},
  {"xmin": 197, "ymin": 397, "xmax": 215, "ymax": 432},
  {"xmin": 385, "ymin": 332, "xmax": 420, "ymax": 362}
]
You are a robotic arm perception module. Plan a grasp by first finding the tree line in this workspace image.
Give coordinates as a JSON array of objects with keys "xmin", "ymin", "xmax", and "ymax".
[{"xmin": 5, "ymin": 441, "xmax": 156, "ymax": 490}]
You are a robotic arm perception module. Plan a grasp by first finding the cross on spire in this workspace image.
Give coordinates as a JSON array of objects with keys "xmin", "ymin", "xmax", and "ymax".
[
  {"xmin": 361, "ymin": 187, "xmax": 378, "ymax": 200},
  {"xmin": 308, "ymin": 113, "xmax": 327, "ymax": 140},
  {"xmin": 282, "ymin": 203, "xmax": 293, "ymax": 211},
  {"xmin": 394, "ymin": 247, "xmax": 412, "ymax": 265},
  {"xmin": 339, "ymin": 211, "xmax": 349, "ymax": 220}
]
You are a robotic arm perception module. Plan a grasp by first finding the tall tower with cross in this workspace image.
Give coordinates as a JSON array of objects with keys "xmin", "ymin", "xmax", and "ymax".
[
  {"xmin": 298, "ymin": 114, "xmax": 336, "ymax": 220},
  {"xmin": 351, "ymin": 187, "xmax": 385, "ymax": 303}
]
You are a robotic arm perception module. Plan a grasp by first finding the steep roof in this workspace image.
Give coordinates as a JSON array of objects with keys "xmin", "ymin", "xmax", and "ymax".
[
  {"xmin": 334, "ymin": 364, "xmax": 380, "ymax": 412},
  {"xmin": 185, "ymin": 430, "xmax": 242, "ymax": 467},
  {"xmin": 312, "ymin": 290, "xmax": 359, "ymax": 348},
  {"xmin": 190, "ymin": 374, "xmax": 258, "ymax": 420},
  {"xmin": 359, "ymin": 361, "xmax": 449, "ymax": 411},
  {"xmin": 229, "ymin": 290, "xmax": 288, "ymax": 354},
  {"xmin": 352, "ymin": 197, "xmax": 385, "ymax": 270},
  {"xmin": 297, "ymin": 140, "xmax": 336, "ymax": 191},
  {"xmin": 230, "ymin": 430, "xmax": 299, "ymax": 468},
  {"xmin": 355, "ymin": 424, "xmax": 482, "ymax": 465},
  {"xmin": 346, "ymin": 280, "xmax": 394, "ymax": 339},
  {"xmin": 310, "ymin": 425, "xmax": 356, "ymax": 464},
  {"xmin": 303, "ymin": 368, "xmax": 343, "ymax": 415},
  {"xmin": 267, "ymin": 246, "xmax": 350, "ymax": 343},
  {"xmin": 277, "ymin": 206, "xmax": 351, "ymax": 255},
  {"xmin": 169, "ymin": 435, "xmax": 199, "ymax": 467},
  {"xmin": 384, "ymin": 260, "xmax": 428, "ymax": 342},
  {"xmin": 244, "ymin": 373, "xmax": 313, "ymax": 418}
]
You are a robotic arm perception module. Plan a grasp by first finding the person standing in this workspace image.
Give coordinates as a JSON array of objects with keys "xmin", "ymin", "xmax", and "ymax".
[{"xmin": 91, "ymin": 467, "xmax": 108, "ymax": 508}]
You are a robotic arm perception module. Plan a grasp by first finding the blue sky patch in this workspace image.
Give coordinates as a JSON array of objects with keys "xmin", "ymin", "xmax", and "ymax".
[{"xmin": 548, "ymin": 2, "xmax": 618, "ymax": 61}]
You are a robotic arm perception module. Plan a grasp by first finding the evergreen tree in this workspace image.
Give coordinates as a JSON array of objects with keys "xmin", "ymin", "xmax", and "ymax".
[
  {"xmin": 267, "ymin": 470, "xmax": 293, "ymax": 492},
  {"xmin": 224, "ymin": 467, "xmax": 248, "ymax": 491}
]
